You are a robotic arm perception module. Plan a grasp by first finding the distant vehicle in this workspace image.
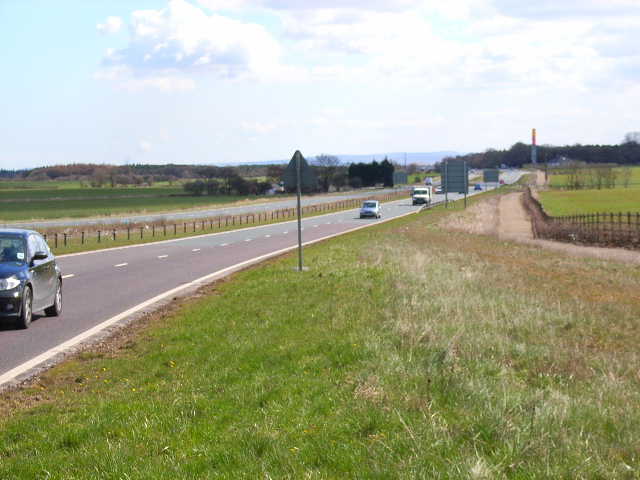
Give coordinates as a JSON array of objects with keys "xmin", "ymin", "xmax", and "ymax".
[
  {"xmin": 0, "ymin": 229, "xmax": 62, "ymax": 329},
  {"xmin": 424, "ymin": 177, "xmax": 433, "ymax": 186},
  {"xmin": 411, "ymin": 186, "xmax": 432, "ymax": 205},
  {"xmin": 434, "ymin": 186, "xmax": 444, "ymax": 195},
  {"xmin": 474, "ymin": 184, "xmax": 483, "ymax": 191},
  {"xmin": 359, "ymin": 200, "xmax": 381, "ymax": 219}
]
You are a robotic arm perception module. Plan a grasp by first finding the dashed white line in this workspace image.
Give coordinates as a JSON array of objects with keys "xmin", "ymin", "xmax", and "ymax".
[
  {"xmin": 158, "ymin": 255, "xmax": 168, "ymax": 259},
  {"xmin": 283, "ymin": 231, "xmax": 288, "ymax": 234},
  {"xmin": 326, "ymin": 222, "xmax": 332, "ymax": 225},
  {"xmin": 245, "ymin": 239, "xmax": 252, "ymax": 242},
  {"xmin": 62, "ymin": 274, "xmax": 75, "ymax": 279},
  {"xmin": 313, "ymin": 225, "xmax": 319, "ymax": 228},
  {"xmin": 114, "ymin": 263, "xmax": 128, "ymax": 268},
  {"xmin": 265, "ymin": 235, "xmax": 271, "ymax": 238},
  {"xmin": 220, "ymin": 243, "xmax": 229, "ymax": 247},
  {"xmin": 192, "ymin": 248, "xmax": 201, "ymax": 252}
]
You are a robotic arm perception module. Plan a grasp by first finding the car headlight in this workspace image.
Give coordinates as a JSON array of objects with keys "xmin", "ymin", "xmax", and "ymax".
[{"xmin": 0, "ymin": 276, "xmax": 20, "ymax": 291}]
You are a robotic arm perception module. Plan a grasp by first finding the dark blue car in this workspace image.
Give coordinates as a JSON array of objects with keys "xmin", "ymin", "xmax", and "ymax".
[{"xmin": 0, "ymin": 229, "xmax": 62, "ymax": 329}]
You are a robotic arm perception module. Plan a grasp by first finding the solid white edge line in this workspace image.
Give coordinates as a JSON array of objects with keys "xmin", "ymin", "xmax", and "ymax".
[
  {"xmin": 61, "ymin": 274, "xmax": 74, "ymax": 279},
  {"xmin": 114, "ymin": 263, "xmax": 128, "ymax": 267},
  {"xmin": 192, "ymin": 249, "xmax": 201, "ymax": 252},
  {"xmin": 157, "ymin": 255, "xmax": 168, "ymax": 259},
  {"xmin": 0, "ymin": 205, "xmax": 422, "ymax": 388}
]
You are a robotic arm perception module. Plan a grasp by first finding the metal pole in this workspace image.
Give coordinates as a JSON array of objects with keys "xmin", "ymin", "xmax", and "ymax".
[
  {"xmin": 296, "ymin": 152, "xmax": 304, "ymax": 272},
  {"xmin": 444, "ymin": 160, "xmax": 449, "ymax": 208},
  {"xmin": 464, "ymin": 160, "xmax": 467, "ymax": 209}
]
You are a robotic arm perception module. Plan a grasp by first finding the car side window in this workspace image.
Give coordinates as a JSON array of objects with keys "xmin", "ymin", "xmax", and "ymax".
[
  {"xmin": 36, "ymin": 235, "xmax": 51, "ymax": 256},
  {"xmin": 27, "ymin": 235, "xmax": 40, "ymax": 260}
]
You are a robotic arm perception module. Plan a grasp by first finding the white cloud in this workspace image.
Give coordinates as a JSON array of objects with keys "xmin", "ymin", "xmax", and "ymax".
[
  {"xmin": 491, "ymin": 0, "xmax": 640, "ymax": 19},
  {"xmin": 198, "ymin": 0, "xmax": 421, "ymax": 12},
  {"xmin": 97, "ymin": 16, "xmax": 123, "ymax": 34},
  {"xmin": 98, "ymin": 0, "xmax": 284, "ymax": 90}
]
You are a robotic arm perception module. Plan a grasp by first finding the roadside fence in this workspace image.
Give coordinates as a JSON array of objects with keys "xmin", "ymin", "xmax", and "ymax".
[
  {"xmin": 42, "ymin": 190, "xmax": 409, "ymax": 252},
  {"xmin": 521, "ymin": 187, "xmax": 640, "ymax": 249}
]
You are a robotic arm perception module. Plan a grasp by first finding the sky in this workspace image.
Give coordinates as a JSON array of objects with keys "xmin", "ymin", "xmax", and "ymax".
[{"xmin": 1, "ymin": 0, "xmax": 639, "ymax": 169}]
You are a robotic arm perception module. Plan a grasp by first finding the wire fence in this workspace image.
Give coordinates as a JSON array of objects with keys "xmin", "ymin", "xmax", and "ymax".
[
  {"xmin": 521, "ymin": 187, "xmax": 640, "ymax": 249},
  {"xmin": 42, "ymin": 190, "xmax": 408, "ymax": 252}
]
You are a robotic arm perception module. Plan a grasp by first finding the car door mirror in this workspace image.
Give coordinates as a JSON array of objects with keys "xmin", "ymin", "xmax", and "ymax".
[{"xmin": 32, "ymin": 251, "xmax": 48, "ymax": 263}]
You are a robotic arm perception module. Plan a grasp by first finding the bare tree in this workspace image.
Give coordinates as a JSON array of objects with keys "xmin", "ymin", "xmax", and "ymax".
[
  {"xmin": 623, "ymin": 132, "xmax": 640, "ymax": 144},
  {"xmin": 313, "ymin": 154, "xmax": 341, "ymax": 192}
]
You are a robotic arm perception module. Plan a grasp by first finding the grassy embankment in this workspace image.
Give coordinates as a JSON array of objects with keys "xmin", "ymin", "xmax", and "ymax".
[
  {"xmin": 2, "ymin": 192, "xmax": 639, "ymax": 477},
  {"xmin": 408, "ymin": 172, "xmax": 439, "ymax": 184},
  {"xmin": 540, "ymin": 167, "xmax": 640, "ymax": 216}
]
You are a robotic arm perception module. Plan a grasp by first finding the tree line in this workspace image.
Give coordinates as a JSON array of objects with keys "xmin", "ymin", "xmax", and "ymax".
[
  {"xmin": 440, "ymin": 132, "xmax": 640, "ymax": 169},
  {"xmin": 3, "ymin": 156, "xmax": 397, "ymax": 195}
]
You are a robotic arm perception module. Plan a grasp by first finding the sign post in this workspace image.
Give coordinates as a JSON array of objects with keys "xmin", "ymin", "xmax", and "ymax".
[
  {"xmin": 295, "ymin": 152, "xmax": 303, "ymax": 271},
  {"xmin": 282, "ymin": 150, "xmax": 316, "ymax": 272}
]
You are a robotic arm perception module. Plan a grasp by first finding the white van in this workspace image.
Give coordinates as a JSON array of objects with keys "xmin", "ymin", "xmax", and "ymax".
[{"xmin": 411, "ymin": 186, "xmax": 432, "ymax": 205}]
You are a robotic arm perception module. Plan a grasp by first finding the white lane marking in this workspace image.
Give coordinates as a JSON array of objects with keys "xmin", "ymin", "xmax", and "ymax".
[
  {"xmin": 114, "ymin": 263, "xmax": 128, "ymax": 268},
  {"xmin": 326, "ymin": 222, "xmax": 331, "ymax": 225},
  {"xmin": 62, "ymin": 274, "xmax": 75, "ymax": 279},
  {"xmin": 265, "ymin": 235, "xmax": 271, "ymax": 238},
  {"xmin": 0, "ymin": 205, "xmax": 422, "ymax": 389},
  {"xmin": 192, "ymin": 249, "xmax": 201, "ymax": 252},
  {"xmin": 283, "ymin": 231, "xmax": 288, "ymax": 234},
  {"xmin": 313, "ymin": 225, "xmax": 319, "ymax": 228},
  {"xmin": 220, "ymin": 243, "xmax": 229, "ymax": 247},
  {"xmin": 245, "ymin": 239, "xmax": 252, "ymax": 242},
  {"xmin": 158, "ymin": 255, "xmax": 168, "ymax": 259}
]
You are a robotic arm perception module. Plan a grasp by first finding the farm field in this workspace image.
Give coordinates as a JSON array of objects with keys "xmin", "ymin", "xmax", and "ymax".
[
  {"xmin": 2, "ymin": 196, "xmax": 639, "ymax": 477},
  {"xmin": 538, "ymin": 188, "xmax": 640, "ymax": 216},
  {"xmin": 0, "ymin": 181, "xmax": 280, "ymax": 222},
  {"xmin": 548, "ymin": 166, "xmax": 640, "ymax": 189}
]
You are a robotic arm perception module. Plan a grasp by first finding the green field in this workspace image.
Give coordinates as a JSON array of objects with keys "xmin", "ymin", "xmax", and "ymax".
[
  {"xmin": 549, "ymin": 166, "xmax": 640, "ymax": 189},
  {"xmin": 0, "ymin": 181, "xmax": 279, "ymax": 222},
  {"xmin": 2, "ymin": 195, "xmax": 639, "ymax": 477},
  {"xmin": 538, "ymin": 188, "xmax": 640, "ymax": 216}
]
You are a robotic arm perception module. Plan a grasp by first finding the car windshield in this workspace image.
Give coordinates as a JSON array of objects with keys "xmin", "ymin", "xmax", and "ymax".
[
  {"xmin": 414, "ymin": 190, "xmax": 427, "ymax": 194},
  {"xmin": 0, "ymin": 236, "xmax": 27, "ymax": 264},
  {"xmin": 363, "ymin": 202, "xmax": 377, "ymax": 208}
]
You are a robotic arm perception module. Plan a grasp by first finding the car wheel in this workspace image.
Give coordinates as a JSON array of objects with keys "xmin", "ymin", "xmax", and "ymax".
[
  {"xmin": 45, "ymin": 279, "xmax": 62, "ymax": 317},
  {"xmin": 17, "ymin": 286, "xmax": 33, "ymax": 329}
]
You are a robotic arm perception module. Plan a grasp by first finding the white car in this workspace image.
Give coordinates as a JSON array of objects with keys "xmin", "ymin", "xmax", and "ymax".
[{"xmin": 359, "ymin": 200, "xmax": 381, "ymax": 219}]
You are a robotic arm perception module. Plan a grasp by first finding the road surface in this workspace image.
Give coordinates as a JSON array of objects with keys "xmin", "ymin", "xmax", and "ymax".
[{"xmin": 0, "ymin": 170, "xmax": 522, "ymax": 386}]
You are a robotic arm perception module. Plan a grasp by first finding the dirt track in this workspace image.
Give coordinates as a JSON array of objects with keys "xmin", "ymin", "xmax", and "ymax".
[{"xmin": 443, "ymin": 170, "xmax": 640, "ymax": 265}]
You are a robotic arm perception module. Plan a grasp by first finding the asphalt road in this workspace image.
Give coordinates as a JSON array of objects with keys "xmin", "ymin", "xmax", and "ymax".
[{"xmin": 0, "ymin": 171, "xmax": 522, "ymax": 385}]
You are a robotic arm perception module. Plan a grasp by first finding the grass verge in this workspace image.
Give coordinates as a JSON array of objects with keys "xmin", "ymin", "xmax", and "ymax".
[{"xmin": 2, "ymin": 191, "xmax": 639, "ymax": 477}]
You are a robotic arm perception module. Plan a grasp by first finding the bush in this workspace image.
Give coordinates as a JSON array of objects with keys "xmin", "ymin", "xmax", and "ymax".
[{"xmin": 183, "ymin": 180, "xmax": 206, "ymax": 196}]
